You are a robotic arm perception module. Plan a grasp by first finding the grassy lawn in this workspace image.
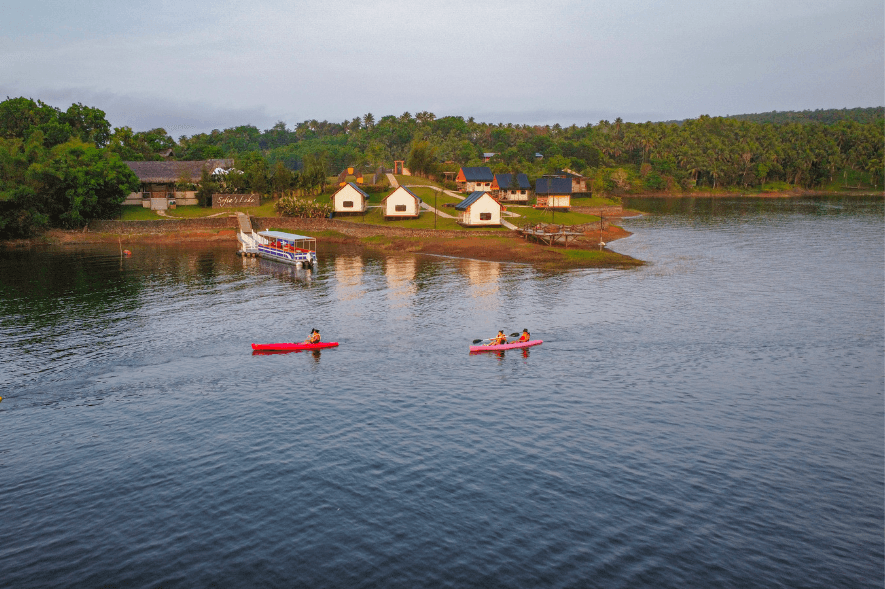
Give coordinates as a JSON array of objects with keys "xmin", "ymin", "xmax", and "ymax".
[
  {"xmin": 120, "ymin": 198, "xmax": 280, "ymax": 220},
  {"xmin": 355, "ymin": 207, "xmax": 464, "ymax": 230},
  {"xmin": 570, "ymin": 196, "xmax": 622, "ymax": 207},
  {"xmin": 505, "ymin": 206, "xmax": 600, "ymax": 226},
  {"xmin": 119, "ymin": 206, "xmax": 163, "ymax": 220},
  {"xmin": 395, "ymin": 175, "xmax": 442, "ymax": 187}
]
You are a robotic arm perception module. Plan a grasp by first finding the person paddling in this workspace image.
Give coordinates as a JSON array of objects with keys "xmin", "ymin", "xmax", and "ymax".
[
  {"xmin": 517, "ymin": 328, "xmax": 530, "ymax": 342},
  {"xmin": 487, "ymin": 330, "xmax": 508, "ymax": 346},
  {"xmin": 304, "ymin": 328, "xmax": 321, "ymax": 344}
]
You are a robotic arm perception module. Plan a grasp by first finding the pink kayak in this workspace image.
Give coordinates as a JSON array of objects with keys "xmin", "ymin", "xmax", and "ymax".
[
  {"xmin": 469, "ymin": 339, "xmax": 543, "ymax": 352},
  {"xmin": 252, "ymin": 342, "xmax": 339, "ymax": 351}
]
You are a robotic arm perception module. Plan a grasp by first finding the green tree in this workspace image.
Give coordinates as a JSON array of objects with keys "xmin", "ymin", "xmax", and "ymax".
[
  {"xmin": 59, "ymin": 103, "xmax": 112, "ymax": 147},
  {"xmin": 406, "ymin": 140, "xmax": 437, "ymax": 177},
  {"xmin": 27, "ymin": 140, "xmax": 139, "ymax": 228},
  {"xmin": 271, "ymin": 161, "xmax": 294, "ymax": 195},
  {"xmin": 195, "ymin": 167, "xmax": 217, "ymax": 206}
]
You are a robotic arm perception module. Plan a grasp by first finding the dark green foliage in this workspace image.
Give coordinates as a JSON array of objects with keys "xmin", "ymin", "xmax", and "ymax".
[
  {"xmin": 0, "ymin": 135, "xmax": 138, "ymax": 235},
  {"xmin": 406, "ymin": 140, "xmax": 437, "ymax": 177},
  {"xmin": 29, "ymin": 141, "xmax": 139, "ymax": 228},
  {"xmin": 195, "ymin": 167, "xmax": 216, "ymax": 206},
  {"xmin": 2, "ymin": 96, "xmax": 882, "ymax": 238},
  {"xmin": 727, "ymin": 107, "xmax": 884, "ymax": 125}
]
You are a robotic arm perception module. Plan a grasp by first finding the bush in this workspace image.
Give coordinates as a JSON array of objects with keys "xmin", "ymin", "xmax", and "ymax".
[
  {"xmin": 275, "ymin": 195, "xmax": 331, "ymax": 218},
  {"xmin": 644, "ymin": 172, "xmax": 665, "ymax": 190}
]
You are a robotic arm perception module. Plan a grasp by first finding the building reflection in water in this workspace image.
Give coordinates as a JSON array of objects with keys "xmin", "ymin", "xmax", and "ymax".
[
  {"xmin": 334, "ymin": 256, "xmax": 365, "ymax": 302},
  {"xmin": 461, "ymin": 259, "xmax": 500, "ymax": 310},
  {"xmin": 385, "ymin": 256, "xmax": 417, "ymax": 308}
]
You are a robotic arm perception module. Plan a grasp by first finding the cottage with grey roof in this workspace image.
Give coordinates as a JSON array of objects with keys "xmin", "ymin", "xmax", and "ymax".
[
  {"xmin": 490, "ymin": 173, "xmax": 531, "ymax": 203},
  {"xmin": 455, "ymin": 166, "xmax": 494, "ymax": 193},
  {"xmin": 534, "ymin": 177, "xmax": 572, "ymax": 210},
  {"xmin": 455, "ymin": 191, "xmax": 503, "ymax": 227}
]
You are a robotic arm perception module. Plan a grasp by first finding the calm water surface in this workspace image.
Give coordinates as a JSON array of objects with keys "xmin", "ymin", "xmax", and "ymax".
[{"xmin": 1, "ymin": 196, "xmax": 882, "ymax": 588}]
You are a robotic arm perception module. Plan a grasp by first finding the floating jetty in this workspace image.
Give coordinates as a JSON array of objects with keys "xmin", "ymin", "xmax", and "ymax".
[{"xmin": 236, "ymin": 213, "xmax": 317, "ymax": 269}]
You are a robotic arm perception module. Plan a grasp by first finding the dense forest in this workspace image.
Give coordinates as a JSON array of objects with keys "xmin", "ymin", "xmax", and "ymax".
[
  {"xmin": 1, "ymin": 96, "xmax": 883, "ymax": 237},
  {"xmin": 129, "ymin": 106, "xmax": 883, "ymax": 195}
]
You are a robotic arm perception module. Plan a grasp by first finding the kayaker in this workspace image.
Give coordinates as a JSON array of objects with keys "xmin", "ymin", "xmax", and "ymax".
[
  {"xmin": 487, "ymin": 330, "xmax": 508, "ymax": 346},
  {"xmin": 518, "ymin": 329, "xmax": 530, "ymax": 342},
  {"xmin": 304, "ymin": 329, "xmax": 321, "ymax": 344}
]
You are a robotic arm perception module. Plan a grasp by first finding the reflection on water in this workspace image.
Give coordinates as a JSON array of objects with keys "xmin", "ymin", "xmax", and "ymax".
[
  {"xmin": 0, "ymin": 196, "xmax": 882, "ymax": 589},
  {"xmin": 385, "ymin": 256, "xmax": 417, "ymax": 306},
  {"xmin": 334, "ymin": 255, "xmax": 364, "ymax": 302},
  {"xmin": 255, "ymin": 257, "xmax": 314, "ymax": 283}
]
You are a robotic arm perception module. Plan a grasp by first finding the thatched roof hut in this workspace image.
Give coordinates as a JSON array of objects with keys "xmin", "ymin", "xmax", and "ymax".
[{"xmin": 125, "ymin": 159, "xmax": 234, "ymax": 183}]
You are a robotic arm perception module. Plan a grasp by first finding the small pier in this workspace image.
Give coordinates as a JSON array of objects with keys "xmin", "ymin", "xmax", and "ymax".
[
  {"xmin": 518, "ymin": 223, "xmax": 585, "ymax": 248},
  {"xmin": 236, "ymin": 212, "xmax": 261, "ymax": 257}
]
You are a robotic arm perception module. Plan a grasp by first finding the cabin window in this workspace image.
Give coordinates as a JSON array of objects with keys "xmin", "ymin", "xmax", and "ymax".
[
  {"xmin": 395, "ymin": 204, "xmax": 407, "ymax": 212},
  {"xmin": 520, "ymin": 190, "xmax": 526, "ymax": 194},
  {"xmin": 479, "ymin": 212, "xmax": 492, "ymax": 221},
  {"xmin": 343, "ymin": 201, "xmax": 354, "ymax": 208}
]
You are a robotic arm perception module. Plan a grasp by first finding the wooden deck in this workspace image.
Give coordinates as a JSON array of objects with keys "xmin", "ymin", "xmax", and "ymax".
[{"xmin": 518, "ymin": 223, "xmax": 585, "ymax": 247}]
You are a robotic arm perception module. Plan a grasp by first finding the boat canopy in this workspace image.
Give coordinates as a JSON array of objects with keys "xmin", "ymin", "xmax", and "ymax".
[{"xmin": 258, "ymin": 230, "xmax": 315, "ymax": 243}]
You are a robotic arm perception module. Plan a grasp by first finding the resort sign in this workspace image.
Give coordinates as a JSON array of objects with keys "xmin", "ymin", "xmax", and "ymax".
[{"xmin": 212, "ymin": 193, "xmax": 260, "ymax": 208}]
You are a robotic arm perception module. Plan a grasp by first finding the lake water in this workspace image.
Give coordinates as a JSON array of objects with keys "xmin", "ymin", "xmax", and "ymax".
[{"xmin": 1, "ymin": 196, "xmax": 882, "ymax": 588}]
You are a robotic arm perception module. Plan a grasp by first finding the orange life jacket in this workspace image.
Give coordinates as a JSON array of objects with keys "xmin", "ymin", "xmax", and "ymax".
[{"xmin": 519, "ymin": 332, "xmax": 530, "ymax": 342}]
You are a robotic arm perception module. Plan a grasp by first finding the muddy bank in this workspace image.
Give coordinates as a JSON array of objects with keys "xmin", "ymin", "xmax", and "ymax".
[
  {"xmin": 623, "ymin": 188, "xmax": 884, "ymax": 198},
  {"xmin": 3, "ymin": 222, "xmax": 642, "ymax": 270},
  {"xmin": 358, "ymin": 226, "xmax": 641, "ymax": 270}
]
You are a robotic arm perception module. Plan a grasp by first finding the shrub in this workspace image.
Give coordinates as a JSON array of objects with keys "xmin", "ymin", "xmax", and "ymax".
[{"xmin": 275, "ymin": 195, "xmax": 331, "ymax": 218}]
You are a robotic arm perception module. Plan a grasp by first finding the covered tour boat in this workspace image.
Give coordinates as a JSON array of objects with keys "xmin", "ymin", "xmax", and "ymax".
[{"xmin": 255, "ymin": 231, "xmax": 317, "ymax": 269}]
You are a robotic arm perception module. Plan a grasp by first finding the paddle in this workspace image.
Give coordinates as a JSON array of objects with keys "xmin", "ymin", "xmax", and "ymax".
[{"xmin": 472, "ymin": 333, "xmax": 523, "ymax": 344}]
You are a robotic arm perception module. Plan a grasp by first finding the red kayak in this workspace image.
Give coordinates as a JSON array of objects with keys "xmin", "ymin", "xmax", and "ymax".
[
  {"xmin": 469, "ymin": 339, "xmax": 543, "ymax": 352},
  {"xmin": 252, "ymin": 342, "xmax": 339, "ymax": 351}
]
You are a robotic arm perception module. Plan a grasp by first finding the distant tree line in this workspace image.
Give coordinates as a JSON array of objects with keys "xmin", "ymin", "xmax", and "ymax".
[
  {"xmin": 144, "ymin": 107, "xmax": 885, "ymax": 195},
  {"xmin": 1, "ymin": 97, "xmax": 883, "ymax": 237}
]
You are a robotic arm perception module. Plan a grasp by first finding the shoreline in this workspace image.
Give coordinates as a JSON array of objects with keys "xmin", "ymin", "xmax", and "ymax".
[
  {"xmin": 2, "ymin": 218, "xmax": 642, "ymax": 270},
  {"xmin": 620, "ymin": 188, "xmax": 884, "ymax": 198}
]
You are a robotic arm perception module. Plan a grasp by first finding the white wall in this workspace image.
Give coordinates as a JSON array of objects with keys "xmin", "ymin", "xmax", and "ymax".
[
  {"xmin": 459, "ymin": 194, "xmax": 501, "ymax": 226},
  {"xmin": 333, "ymin": 184, "xmax": 366, "ymax": 212},
  {"xmin": 384, "ymin": 187, "xmax": 419, "ymax": 217}
]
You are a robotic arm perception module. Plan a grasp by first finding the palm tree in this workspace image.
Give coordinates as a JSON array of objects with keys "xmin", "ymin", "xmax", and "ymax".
[{"xmin": 363, "ymin": 113, "xmax": 374, "ymax": 129}]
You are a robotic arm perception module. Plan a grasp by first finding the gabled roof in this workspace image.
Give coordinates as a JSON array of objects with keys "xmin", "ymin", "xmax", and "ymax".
[
  {"xmin": 381, "ymin": 186, "xmax": 421, "ymax": 203},
  {"xmin": 493, "ymin": 173, "xmax": 531, "ymax": 190},
  {"xmin": 459, "ymin": 166, "xmax": 494, "ymax": 182},
  {"xmin": 535, "ymin": 177, "xmax": 573, "ymax": 194},
  {"xmin": 125, "ymin": 159, "xmax": 234, "ymax": 183},
  {"xmin": 482, "ymin": 152, "xmax": 496, "ymax": 158},
  {"xmin": 336, "ymin": 181, "xmax": 369, "ymax": 198},
  {"xmin": 555, "ymin": 168, "xmax": 586, "ymax": 179},
  {"xmin": 455, "ymin": 191, "xmax": 501, "ymax": 211}
]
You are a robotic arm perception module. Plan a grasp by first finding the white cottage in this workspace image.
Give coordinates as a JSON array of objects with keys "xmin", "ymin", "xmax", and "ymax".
[
  {"xmin": 455, "ymin": 191, "xmax": 503, "ymax": 227},
  {"xmin": 332, "ymin": 182, "xmax": 369, "ymax": 214},
  {"xmin": 382, "ymin": 186, "xmax": 421, "ymax": 219}
]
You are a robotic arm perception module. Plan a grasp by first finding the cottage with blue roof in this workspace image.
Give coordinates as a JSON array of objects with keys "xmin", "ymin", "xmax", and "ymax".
[
  {"xmin": 455, "ymin": 166, "xmax": 494, "ymax": 193},
  {"xmin": 534, "ymin": 177, "xmax": 572, "ymax": 210},
  {"xmin": 382, "ymin": 186, "xmax": 422, "ymax": 219},
  {"xmin": 491, "ymin": 173, "xmax": 532, "ymax": 203},
  {"xmin": 455, "ymin": 191, "xmax": 503, "ymax": 227},
  {"xmin": 332, "ymin": 181, "xmax": 370, "ymax": 215}
]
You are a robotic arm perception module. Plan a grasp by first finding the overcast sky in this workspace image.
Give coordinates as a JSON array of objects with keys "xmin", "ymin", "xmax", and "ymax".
[{"xmin": 1, "ymin": 0, "xmax": 882, "ymax": 135}]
